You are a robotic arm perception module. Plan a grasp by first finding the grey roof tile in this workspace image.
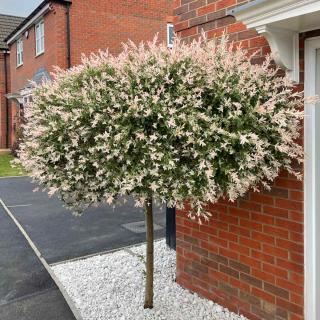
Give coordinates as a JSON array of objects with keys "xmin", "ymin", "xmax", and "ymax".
[{"xmin": 0, "ymin": 14, "xmax": 25, "ymax": 50}]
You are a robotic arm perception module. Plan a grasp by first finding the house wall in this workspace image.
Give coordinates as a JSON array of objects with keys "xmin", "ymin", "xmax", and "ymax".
[
  {"xmin": 173, "ymin": 1, "xmax": 311, "ymax": 320},
  {"xmin": 6, "ymin": 0, "xmax": 174, "ymax": 147},
  {"xmin": 9, "ymin": 0, "xmax": 174, "ymax": 91},
  {"xmin": 0, "ymin": 51, "xmax": 13, "ymax": 148},
  {"xmin": 9, "ymin": 3, "xmax": 67, "ymax": 95},
  {"xmin": 7, "ymin": 3, "xmax": 68, "ymax": 147},
  {"xmin": 69, "ymin": 0, "xmax": 174, "ymax": 65},
  {"xmin": 0, "ymin": 52, "xmax": 8, "ymax": 148}
]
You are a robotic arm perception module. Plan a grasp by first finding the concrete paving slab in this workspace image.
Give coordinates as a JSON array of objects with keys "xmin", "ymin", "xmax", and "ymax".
[
  {"xmin": 0, "ymin": 177, "xmax": 166, "ymax": 264},
  {"xmin": 0, "ymin": 206, "xmax": 76, "ymax": 320}
]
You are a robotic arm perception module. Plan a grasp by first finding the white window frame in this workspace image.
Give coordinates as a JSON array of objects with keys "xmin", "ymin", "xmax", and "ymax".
[
  {"xmin": 16, "ymin": 38, "xmax": 23, "ymax": 67},
  {"xmin": 167, "ymin": 23, "xmax": 174, "ymax": 49},
  {"xmin": 35, "ymin": 20, "xmax": 45, "ymax": 56}
]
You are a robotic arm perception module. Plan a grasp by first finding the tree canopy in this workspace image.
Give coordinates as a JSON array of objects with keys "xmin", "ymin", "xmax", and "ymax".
[{"xmin": 18, "ymin": 36, "xmax": 303, "ymax": 221}]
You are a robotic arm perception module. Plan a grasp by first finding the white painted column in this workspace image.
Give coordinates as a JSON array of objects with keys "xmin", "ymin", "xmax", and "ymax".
[{"xmin": 304, "ymin": 37, "xmax": 320, "ymax": 320}]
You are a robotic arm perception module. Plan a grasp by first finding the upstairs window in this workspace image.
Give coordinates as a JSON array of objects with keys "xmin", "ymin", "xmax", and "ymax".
[
  {"xmin": 167, "ymin": 24, "xmax": 174, "ymax": 48},
  {"xmin": 17, "ymin": 38, "xmax": 23, "ymax": 67},
  {"xmin": 35, "ymin": 20, "xmax": 45, "ymax": 55}
]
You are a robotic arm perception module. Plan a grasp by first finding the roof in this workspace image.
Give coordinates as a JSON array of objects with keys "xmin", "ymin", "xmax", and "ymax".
[
  {"xmin": 5, "ymin": 0, "xmax": 71, "ymax": 44},
  {"xmin": 0, "ymin": 14, "xmax": 25, "ymax": 50}
]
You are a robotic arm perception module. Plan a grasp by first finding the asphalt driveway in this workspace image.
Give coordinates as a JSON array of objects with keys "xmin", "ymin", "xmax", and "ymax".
[
  {"xmin": 0, "ymin": 176, "xmax": 165, "ymax": 264},
  {"xmin": 0, "ymin": 176, "xmax": 166, "ymax": 320},
  {"xmin": 0, "ymin": 205, "xmax": 76, "ymax": 320}
]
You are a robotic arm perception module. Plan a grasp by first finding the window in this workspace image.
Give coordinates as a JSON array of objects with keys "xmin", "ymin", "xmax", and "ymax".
[
  {"xmin": 17, "ymin": 38, "xmax": 23, "ymax": 67},
  {"xmin": 35, "ymin": 20, "xmax": 45, "ymax": 55},
  {"xmin": 22, "ymin": 95, "xmax": 33, "ymax": 108},
  {"xmin": 167, "ymin": 24, "xmax": 174, "ymax": 48}
]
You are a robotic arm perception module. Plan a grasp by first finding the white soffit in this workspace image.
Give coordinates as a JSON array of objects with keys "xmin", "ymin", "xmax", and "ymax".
[{"xmin": 229, "ymin": 0, "xmax": 320, "ymax": 82}]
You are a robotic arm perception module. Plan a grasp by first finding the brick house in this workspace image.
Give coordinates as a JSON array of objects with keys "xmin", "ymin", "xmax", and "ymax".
[
  {"xmin": 0, "ymin": 14, "xmax": 24, "ymax": 149},
  {"xmin": 3, "ymin": 0, "xmax": 174, "ymax": 147},
  {"xmin": 173, "ymin": 1, "xmax": 320, "ymax": 319}
]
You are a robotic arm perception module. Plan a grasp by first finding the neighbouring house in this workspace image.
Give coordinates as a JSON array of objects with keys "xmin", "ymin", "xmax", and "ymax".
[
  {"xmin": 3, "ymin": 0, "xmax": 174, "ymax": 147},
  {"xmin": 0, "ymin": 14, "xmax": 24, "ymax": 149},
  {"xmin": 174, "ymin": 1, "xmax": 320, "ymax": 320}
]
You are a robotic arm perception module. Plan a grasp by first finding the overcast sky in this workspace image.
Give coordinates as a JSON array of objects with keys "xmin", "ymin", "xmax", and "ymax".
[{"xmin": 0, "ymin": 0, "xmax": 42, "ymax": 17}]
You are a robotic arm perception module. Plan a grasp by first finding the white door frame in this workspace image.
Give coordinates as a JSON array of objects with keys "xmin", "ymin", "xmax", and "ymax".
[{"xmin": 304, "ymin": 36, "xmax": 320, "ymax": 320}]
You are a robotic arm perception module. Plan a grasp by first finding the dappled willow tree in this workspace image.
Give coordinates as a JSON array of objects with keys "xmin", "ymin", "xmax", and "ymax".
[{"xmin": 18, "ymin": 35, "xmax": 303, "ymax": 308}]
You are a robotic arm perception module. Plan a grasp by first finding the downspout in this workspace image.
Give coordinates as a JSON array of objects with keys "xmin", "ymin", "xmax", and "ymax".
[
  {"xmin": 3, "ymin": 50, "xmax": 9, "ymax": 148},
  {"xmin": 66, "ymin": 2, "xmax": 71, "ymax": 68}
]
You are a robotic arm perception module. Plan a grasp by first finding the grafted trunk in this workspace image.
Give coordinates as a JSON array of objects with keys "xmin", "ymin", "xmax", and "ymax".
[{"xmin": 144, "ymin": 196, "xmax": 154, "ymax": 309}]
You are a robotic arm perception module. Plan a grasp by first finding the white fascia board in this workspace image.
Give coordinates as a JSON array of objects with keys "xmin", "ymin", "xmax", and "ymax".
[
  {"xmin": 232, "ymin": 0, "xmax": 320, "ymax": 29},
  {"xmin": 7, "ymin": 3, "xmax": 51, "ymax": 45}
]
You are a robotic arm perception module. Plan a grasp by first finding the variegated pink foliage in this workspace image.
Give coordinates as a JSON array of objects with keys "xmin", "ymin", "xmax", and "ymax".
[{"xmin": 18, "ymin": 36, "xmax": 304, "ymax": 221}]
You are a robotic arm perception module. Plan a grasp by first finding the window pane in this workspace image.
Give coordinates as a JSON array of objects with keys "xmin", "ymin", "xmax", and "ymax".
[
  {"xmin": 41, "ymin": 36, "xmax": 44, "ymax": 52},
  {"xmin": 41, "ymin": 22, "xmax": 44, "ymax": 37},
  {"xmin": 36, "ymin": 26, "xmax": 39, "ymax": 53},
  {"xmin": 35, "ymin": 21, "xmax": 44, "ymax": 54},
  {"xmin": 42, "ymin": 22, "xmax": 45, "ymax": 51},
  {"xmin": 36, "ymin": 39, "xmax": 40, "ymax": 54},
  {"xmin": 17, "ymin": 39, "xmax": 23, "ymax": 65},
  {"xmin": 35, "ymin": 21, "xmax": 45, "ymax": 54}
]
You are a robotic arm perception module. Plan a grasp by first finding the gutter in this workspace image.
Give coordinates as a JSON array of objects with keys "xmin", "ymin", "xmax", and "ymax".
[{"xmin": 3, "ymin": 50, "xmax": 9, "ymax": 148}]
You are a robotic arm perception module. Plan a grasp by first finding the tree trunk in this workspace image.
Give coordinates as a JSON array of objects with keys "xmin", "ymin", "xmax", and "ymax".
[{"xmin": 144, "ymin": 196, "xmax": 154, "ymax": 309}]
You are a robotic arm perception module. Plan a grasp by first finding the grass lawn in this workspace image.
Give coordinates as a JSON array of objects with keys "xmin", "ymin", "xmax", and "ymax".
[{"xmin": 0, "ymin": 152, "xmax": 26, "ymax": 177}]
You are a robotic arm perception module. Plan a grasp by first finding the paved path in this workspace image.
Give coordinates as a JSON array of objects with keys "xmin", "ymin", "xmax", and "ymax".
[{"xmin": 0, "ymin": 205, "xmax": 76, "ymax": 320}]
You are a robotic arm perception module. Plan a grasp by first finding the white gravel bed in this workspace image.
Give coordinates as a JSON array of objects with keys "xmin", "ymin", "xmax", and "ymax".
[{"xmin": 52, "ymin": 240, "xmax": 248, "ymax": 320}]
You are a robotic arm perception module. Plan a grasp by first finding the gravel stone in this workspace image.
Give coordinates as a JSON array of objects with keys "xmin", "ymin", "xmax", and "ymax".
[{"xmin": 52, "ymin": 240, "xmax": 248, "ymax": 320}]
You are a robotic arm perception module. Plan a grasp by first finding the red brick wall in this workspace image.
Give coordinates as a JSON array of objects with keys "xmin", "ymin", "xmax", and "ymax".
[
  {"xmin": 69, "ymin": 0, "xmax": 174, "ymax": 65},
  {"xmin": 6, "ymin": 0, "xmax": 174, "ymax": 146},
  {"xmin": 10, "ymin": 0, "xmax": 174, "ymax": 90},
  {"xmin": 0, "ymin": 51, "xmax": 12, "ymax": 148},
  {"xmin": 0, "ymin": 52, "xmax": 7, "ymax": 148},
  {"xmin": 173, "ymin": 1, "xmax": 307, "ymax": 320},
  {"xmin": 10, "ymin": 3, "xmax": 67, "ymax": 94},
  {"xmin": 7, "ymin": 3, "xmax": 68, "ymax": 147},
  {"xmin": 177, "ymin": 183, "xmax": 304, "ymax": 320}
]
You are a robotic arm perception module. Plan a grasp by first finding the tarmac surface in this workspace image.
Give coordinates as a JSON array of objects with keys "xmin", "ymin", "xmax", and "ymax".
[
  {"xmin": 0, "ymin": 205, "xmax": 76, "ymax": 320},
  {"xmin": 0, "ymin": 176, "xmax": 166, "ymax": 319}
]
